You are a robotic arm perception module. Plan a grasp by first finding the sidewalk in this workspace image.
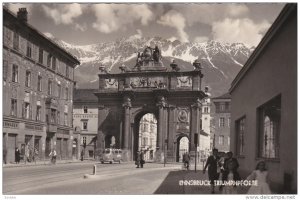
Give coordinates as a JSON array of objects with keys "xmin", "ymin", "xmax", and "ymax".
[{"xmin": 3, "ymin": 159, "xmax": 96, "ymax": 168}]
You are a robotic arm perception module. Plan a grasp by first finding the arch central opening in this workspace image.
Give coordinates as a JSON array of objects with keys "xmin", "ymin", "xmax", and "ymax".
[{"xmin": 134, "ymin": 113, "xmax": 157, "ymax": 161}]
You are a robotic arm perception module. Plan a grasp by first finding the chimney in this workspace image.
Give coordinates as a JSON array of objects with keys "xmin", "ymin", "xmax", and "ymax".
[{"xmin": 17, "ymin": 8, "xmax": 28, "ymax": 23}]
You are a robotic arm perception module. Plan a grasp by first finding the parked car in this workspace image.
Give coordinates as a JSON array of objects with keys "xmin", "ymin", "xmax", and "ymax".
[{"xmin": 100, "ymin": 148, "xmax": 122, "ymax": 164}]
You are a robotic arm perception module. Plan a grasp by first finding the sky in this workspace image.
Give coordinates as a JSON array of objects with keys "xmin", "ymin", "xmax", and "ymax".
[{"xmin": 5, "ymin": 2, "xmax": 285, "ymax": 47}]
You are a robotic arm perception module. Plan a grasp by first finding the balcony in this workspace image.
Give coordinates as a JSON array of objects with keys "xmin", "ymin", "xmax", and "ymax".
[{"xmin": 47, "ymin": 123, "xmax": 57, "ymax": 133}]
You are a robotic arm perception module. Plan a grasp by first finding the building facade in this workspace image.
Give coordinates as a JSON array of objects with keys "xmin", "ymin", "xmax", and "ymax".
[
  {"xmin": 211, "ymin": 93, "xmax": 231, "ymax": 152},
  {"xmin": 229, "ymin": 4, "xmax": 297, "ymax": 193},
  {"xmin": 3, "ymin": 7, "xmax": 80, "ymax": 163},
  {"xmin": 138, "ymin": 113, "xmax": 157, "ymax": 161},
  {"xmin": 73, "ymin": 89, "xmax": 98, "ymax": 159}
]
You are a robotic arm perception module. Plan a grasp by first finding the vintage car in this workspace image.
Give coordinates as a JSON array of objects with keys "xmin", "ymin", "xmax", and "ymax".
[{"xmin": 100, "ymin": 148, "xmax": 122, "ymax": 164}]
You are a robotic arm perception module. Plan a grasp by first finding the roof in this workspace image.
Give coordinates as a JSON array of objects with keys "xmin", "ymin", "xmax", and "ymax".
[
  {"xmin": 229, "ymin": 4, "xmax": 296, "ymax": 93},
  {"xmin": 74, "ymin": 89, "xmax": 98, "ymax": 103},
  {"xmin": 3, "ymin": 7, "xmax": 80, "ymax": 66},
  {"xmin": 212, "ymin": 93, "xmax": 231, "ymax": 100}
]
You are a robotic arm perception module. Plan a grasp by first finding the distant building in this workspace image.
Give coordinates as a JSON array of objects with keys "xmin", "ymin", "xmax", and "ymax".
[
  {"xmin": 73, "ymin": 89, "xmax": 98, "ymax": 159},
  {"xmin": 139, "ymin": 114, "xmax": 157, "ymax": 161},
  {"xmin": 198, "ymin": 87, "xmax": 212, "ymax": 158},
  {"xmin": 3, "ymin": 7, "xmax": 80, "ymax": 163},
  {"xmin": 211, "ymin": 93, "xmax": 231, "ymax": 153},
  {"xmin": 229, "ymin": 4, "xmax": 297, "ymax": 193}
]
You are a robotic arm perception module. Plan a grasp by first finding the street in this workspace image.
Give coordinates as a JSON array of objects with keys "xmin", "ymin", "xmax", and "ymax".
[
  {"xmin": 3, "ymin": 162, "xmax": 181, "ymax": 194},
  {"xmin": 3, "ymin": 162, "xmax": 249, "ymax": 195}
]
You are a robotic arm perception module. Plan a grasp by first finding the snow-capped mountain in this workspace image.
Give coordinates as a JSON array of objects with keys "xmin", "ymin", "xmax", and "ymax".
[{"xmin": 50, "ymin": 35, "xmax": 253, "ymax": 97}]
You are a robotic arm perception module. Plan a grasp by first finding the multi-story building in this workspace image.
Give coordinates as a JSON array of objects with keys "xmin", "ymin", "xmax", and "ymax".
[
  {"xmin": 211, "ymin": 93, "xmax": 231, "ymax": 153},
  {"xmin": 73, "ymin": 89, "xmax": 98, "ymax": 159},
  {"xmin": 229, "ymin": 4, "xmax": 296, "ymax": 193},
  {"xmin": 3, "ymin": 7, "xmax": 80, "ymax": 163},
  {"xmin": 138, "ymin": 113, "xmax": 157, "ymax": 161},
  {"xmin": 198, "ymin": 87, "xmax": 211, "ymax": 159}
]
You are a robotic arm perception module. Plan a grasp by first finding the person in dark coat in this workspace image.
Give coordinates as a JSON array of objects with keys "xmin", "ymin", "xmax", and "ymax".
[
  {"xmin": 140, "ymin": 151, "xmax": 145, "ymax": 168},
  {"xmin": 3, "ymin": 148, "xmax": 7, "ymax": 164},
  {"xmin": 136, "ymin": 151, "xmax": 141, "ymax": 168},
  {"xmin": 219, "ymin": 151, "xmax": 239, "ymax": 191},
  {"xmin": 15, "ymin": 147, "xmax": 20, "ymax": 164},
  {"xmin": 203, "ymin": 148, "xmax": 221, "ymax": 194}
]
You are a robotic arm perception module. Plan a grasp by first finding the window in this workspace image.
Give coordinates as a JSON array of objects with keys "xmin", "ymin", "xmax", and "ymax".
[
  {"xmin": 204, "ymin": 107, "xmax": 209, "ymax": 113},
  {"xmin": 225, "ymin": 102, "xmax": 230, "ymax": 111},
  {"xmin": 236, "ymin": 117, "xmax": 245, "ymax": 156},
  {"xmin": 3, "ymin": 60, "xmax": 8, "ymax": 81},
  {"xmin": 23, "ymin": 102, "xmax": 30, "ymax": 119},
  {"xmin": 66, "ymin": 65, "xmax": 69, "ymax": 77},
  {"xmin": 65, "ymin": 87, "xmax": 69, "ymax": 100},
  {"xmin": 50, "ymin": 109, "xmax": 56, "ymax": 123},
  {"xmin": 13, "ymin": 31, "xmax": 19, "ymax": 50},
  {"xmin": 38, "ymin": 48, "xmax": 43, "ymax": 64},
  {"xmin": 83, "ymin": 121, "xmax": 88, "ymax": 130},
  {"xmin": 36, "ymin": 106, "xmax": 41, "ymax": 121},
  {"xmin": 228, "ymin": 118, "xmax": 231, "ymax": 128},
  {"xmin": 57, "ymin": 111, "xmax": 60, "ymax": 124},
  {"xmin": 220, "ymin": 103, "xmax": 225, "ymax": 111},
  {"xmin": 219, "ymin": 135, "xmax": 224, "ymax": 145},
  {"xmin": 258, "ymin": 95, "xmax": 281, "ymax": 159},
  {"xmin": 37, "ymin": 76, "xmax": 42, "ymax": 91},
  {"xmin": 25, "ymin": 71, "xmax": 31, "ymax": 87},
  {"xmin": 64, "ymin": 113, "xmax": 68, "ymax": 126},
  {"xmin": 83, "ymin": 106, "xmax": 88, "ymax": 113},
  {"xmin": 11, "ymin": 99, "xmax": 17, "ymax": 116},
  {"xmin": 219, "ymin": 117, "xmax": 225, "ymax": 127},
  {"xmin": 57, "ymin": 84, "xmax": 61, "ymax": 98},
  {"xmin": 48, "ymin": 80, "xmax": 52, "ymax": 95},
  {"xmin": 26, "ymin": 41, "xmax": 32, "ymax": 58},
  {"xmin": 47, "ymin": 54, "xmax": 52, "ymax": 67},
  {"xmin": 52, "ymin": 57, "xmax": 56, "ymax": 70},
  {"xmin": 12, "ymin": 64, "xmax": 18, "ymax": 82}
]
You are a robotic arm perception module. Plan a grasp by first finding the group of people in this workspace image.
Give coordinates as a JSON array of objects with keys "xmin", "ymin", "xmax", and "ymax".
[
  {"xmin": 203, "ymin": 148, "xmax": 271, "ymax": 194},
  {"xmin": 14, "ymin": 145, "xmax": 39, "ymax": 164},
  {"xmin": 135, "ymin": 150, "xmax": 145, "ymax": 168}
]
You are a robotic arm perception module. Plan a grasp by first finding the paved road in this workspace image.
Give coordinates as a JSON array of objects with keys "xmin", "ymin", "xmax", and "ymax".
[{"xmin": 3, "ymin": 162, "xmax": 181, "ymax": 195}]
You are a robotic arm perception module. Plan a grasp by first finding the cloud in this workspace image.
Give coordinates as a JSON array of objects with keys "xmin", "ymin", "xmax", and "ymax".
[
  {"xmin": 157, "ymin": 10, "xmax": 189, "ymax": 43},
  {"xmin": 7, "ymin": 3, "xmax": 33, "ymax": 15},
  {"xmin": 172, "ymin": 4, "xmax": 249, "ymax": 26},
  {"xmin": 42, "ymin": 3, "xmax": 83, "ymax": 25},
  {"xmin": 92, "ymin": 4, "xmax": 154, "ymax": 34},
  {"xmin": 194, "ymin": 36, "xmax": 209, "ymax": 43},
  {"xmin": 75, "ymin": 23, "xmax": 87, "ymax": 32},
  {"xmin": 212, "ymin": 18, "xmax": 270, "ymax": 47},
  {"xmin": 128, "ymin": 29, "xmax": 143, "ymax": 40}
]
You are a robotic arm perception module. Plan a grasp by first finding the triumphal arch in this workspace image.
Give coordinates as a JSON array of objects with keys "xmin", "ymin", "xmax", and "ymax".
[{"xmin": 95, "ymin": 46, "xmax": 207, "ymax": 161}]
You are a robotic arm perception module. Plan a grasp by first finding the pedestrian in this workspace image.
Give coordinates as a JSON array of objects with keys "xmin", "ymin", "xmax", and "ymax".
[
  {"xmin": 203, "ymin": 148, "xmax": 220, "ymax": 194},
  {"xmin": 52, "ymin": 149, "xmax": 57, "ymax": 164},
  {"xmin": 246, "ymin": 160, "xmax": 272, "ymax": 194},
  {"xmin": 135, "ymin": 151, "xmax": 140, "ymax": 168},
  {"xmin": 220, "ymin": 151, "xmax": 239, "ymax": 191},
  {"xmin": 25, "ymin": 144, "xmax": 30, "ymax": 163},
  {"xmin": 183, "ymin": 152, "xmax": 190, "ymax": 170},
  {"xmin": 140, "ymin": 151, "xmax": 145, "ymax": 168},
  {"xmin": 80, "ymin": 149, "xmax": 84, "ymax": 161},
  {"xmin": 222, "ymin": 160, "xmax": 240, "ymax": 194},
  {"xmin": 15, "ymin": 147, "xmax": 20, "ymax": 164},
  {"xmin": 3, "ymin": 148, "xmax": 7, "ymax": 164}
]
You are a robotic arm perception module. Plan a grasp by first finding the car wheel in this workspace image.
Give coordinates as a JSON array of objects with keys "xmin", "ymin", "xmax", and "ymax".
[
  {"xmin": 110, "ymin": 161, "xmax": 113, "ymax": 164},
  {"xmin": 101, "ymin": 161, "xmax": 104, "ymax": 164}
]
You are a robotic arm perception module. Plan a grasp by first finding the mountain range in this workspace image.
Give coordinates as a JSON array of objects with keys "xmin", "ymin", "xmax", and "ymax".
[{"xmin": 50, "ymin": 35, "xmax": 254, "ymax": 97}]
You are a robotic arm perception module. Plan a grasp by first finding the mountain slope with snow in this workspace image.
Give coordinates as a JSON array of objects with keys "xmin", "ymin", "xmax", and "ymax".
[{"xmin": 51, "ymin": 36, "xmax": 253, "ymax": 97}]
